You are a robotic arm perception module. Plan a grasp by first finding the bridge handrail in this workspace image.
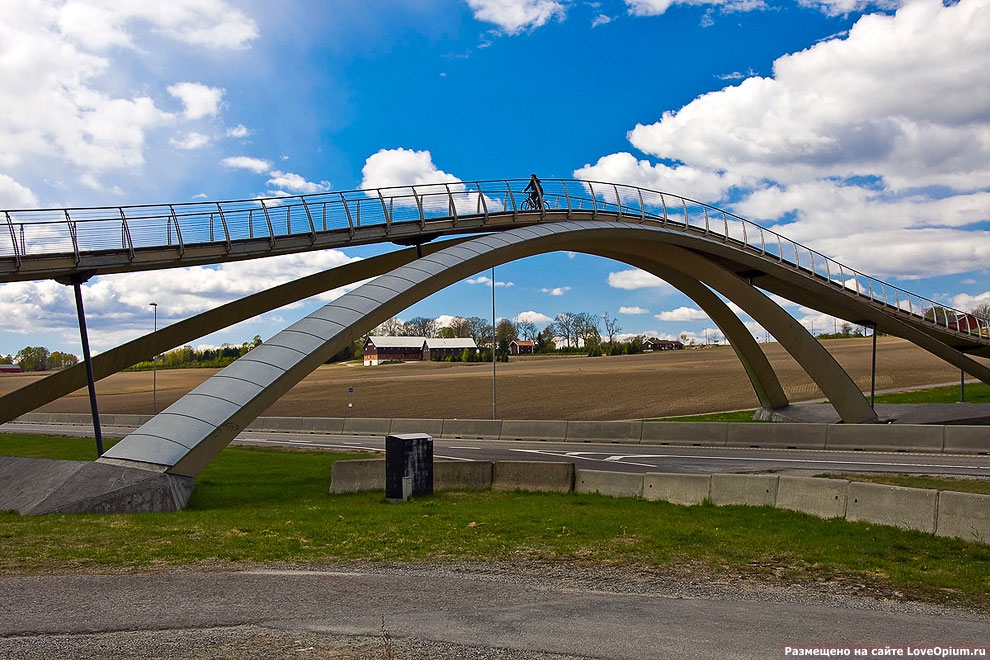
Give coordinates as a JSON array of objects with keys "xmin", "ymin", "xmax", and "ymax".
[{"xmin": 1, "ymin": 178, "xmax": 986, "ymax": 342}]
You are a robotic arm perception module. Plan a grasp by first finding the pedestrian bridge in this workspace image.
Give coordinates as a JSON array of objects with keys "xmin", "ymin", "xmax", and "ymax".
[{"xmin": 2, "ymin": 179, "xmax": 989, "ymax": 482}]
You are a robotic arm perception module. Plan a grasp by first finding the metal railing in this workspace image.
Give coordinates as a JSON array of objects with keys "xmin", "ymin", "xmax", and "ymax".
[{"xmin": 2, "ymin": 178, "xmax": 987, "ymax": 342}]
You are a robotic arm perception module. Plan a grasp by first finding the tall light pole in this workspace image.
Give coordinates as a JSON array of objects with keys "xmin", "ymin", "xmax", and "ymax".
[
  {"xmin": 491, "ymin": 266, "xmax": 497, "ymax": 420},
  {"xmin": 150, "ymin": 302, "xmax": 158, "ymax": 414}
]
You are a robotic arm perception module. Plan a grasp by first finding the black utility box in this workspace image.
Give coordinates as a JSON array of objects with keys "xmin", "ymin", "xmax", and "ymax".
[{"xmin": 385, "ymin": 433, "xmax": 434, "ymax": 502}]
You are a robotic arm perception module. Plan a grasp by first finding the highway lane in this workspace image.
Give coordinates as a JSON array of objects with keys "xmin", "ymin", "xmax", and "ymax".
[{"xmin": 4, "ymin": 422, "xmax": 990, "ymax": 478}]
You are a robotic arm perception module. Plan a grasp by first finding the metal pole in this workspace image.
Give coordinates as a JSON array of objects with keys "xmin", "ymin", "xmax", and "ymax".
[
  {"xmin": 491, "ymin": 266, "xmax": 497, "ymax": 420},
  {"xmin": 961, "ymin": 369, "xmax": 965, "ymax": 403},
  {"xmin": 65, "ymin": 275, "xmax": 103, "ymax": 456},
  {"xmin": 150, "ymin": 302, "xmax": 158, "ymax": 414},
  {"xmin": 870, "ymin": 324, "xmax": 877, "ymax": 409}
]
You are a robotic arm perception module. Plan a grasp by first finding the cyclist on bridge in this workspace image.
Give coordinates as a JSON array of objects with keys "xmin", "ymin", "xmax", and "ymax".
[{"xmin": 524, "ymin": 174, "xmax": 544, "ymax": 210}]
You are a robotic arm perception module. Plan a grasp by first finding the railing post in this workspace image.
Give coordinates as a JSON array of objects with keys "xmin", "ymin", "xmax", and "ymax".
[
  {"xmin": 505, "ymin": 181, "xmax": 518, "ymax": 221},
  {"xmin": 118, "ymin": 208, "xmax": 134, "ymax": 260},
  {"xmin": 300, "ymin": 196, "xmax": 317, "ymax": 242},
  {"xmin": 613, "ymin": 184, "xmax": 622, "ymax": 220},
  {"xmin": 5, "ymin": 212, "xmax": 21, "ymax": 269},
  {"xmin": 168, "ymin": 205, "xmax": 185, "ymax": 255},
  {"xmin": 377, "ymin": 190, "xmax": 391, "ymax": 233},
  {"xmin": 478, "ymin": 186, "xmax": 489, "ymax": 224},
  {"xmin": 215, "ymin": 203, "xmax": 231, "ymax": 252},
  {"xmin": 259, "ymin": 199, "xmax": 276, "ymax": 247},
  {"xmin": 562, "ymin": 181, "xmax": 573, "ymax": 220},
  {"xmin": 66, "ymin": 210, "xmax": 80, "ymax": 264},
  {"xmin": 637, "ymin": 188, "xmax": 645, "ymax": 223},
  {"xmin": 659, "ymin": 193, "xmax": 668, "ymax": 226},
  {"xmin": 589, "ymin": 182, "xmax": 598, "ymax": 221},
  {"xmin": 340, "ymin": 194, "xmax": 355, "ymax": 237},
  {"xmin": 412, "ymin": 186, "xmax": 425, "ymax": 229},
  {"xmin": 444, "ymin": 183, "xmax": 458, "ymax": 225}
]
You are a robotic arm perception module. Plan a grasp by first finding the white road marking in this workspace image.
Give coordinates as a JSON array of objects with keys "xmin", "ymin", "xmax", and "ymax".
[{"xmin": 448, "ymin": 446, "xmax": 483, "ymax": 450}]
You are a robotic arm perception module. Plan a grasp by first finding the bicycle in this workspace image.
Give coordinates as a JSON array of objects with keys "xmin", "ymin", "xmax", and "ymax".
[{"xmin": 520, "ymin": 195, "xmax": 549, "ymax": 211}]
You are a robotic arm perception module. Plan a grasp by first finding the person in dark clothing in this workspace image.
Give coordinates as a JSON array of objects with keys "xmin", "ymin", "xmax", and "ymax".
[{"xmin": 524, "ymin": 174, "xmax": 544, "ymax": 209}]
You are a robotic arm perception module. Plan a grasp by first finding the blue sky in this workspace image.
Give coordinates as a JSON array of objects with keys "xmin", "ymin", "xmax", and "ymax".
[{"xmin": 1, "ymin": 0, "xmax": 988, "ymax": 357}]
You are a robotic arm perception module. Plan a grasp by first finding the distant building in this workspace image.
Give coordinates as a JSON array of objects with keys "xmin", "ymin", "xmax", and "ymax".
[
  {"xmin": 509, "ymin": 340, "xmax": 534, "ymax": 355},
  {"xmin": 0, "ymin": 364, "xmax": 21, "ymax": 374},
  {"xmin": 424, "ymin": 337, "xmax": 478, "ymax": 361},
  {"xmin": 643, "ymin": 338, "xmax": 684, "ymax": 351},
  {"xmin": 363, "ymin": 336, "xmax": 426, "ymax": 366},
  {"xmin": 362, "ymin": 336, "xmax": 478, "ymax": 365}
]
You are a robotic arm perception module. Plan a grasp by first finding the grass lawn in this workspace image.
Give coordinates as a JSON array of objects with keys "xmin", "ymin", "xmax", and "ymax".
[{"xmin": 1, "ymin": 433, "xmax": 989, "ymax": 610}]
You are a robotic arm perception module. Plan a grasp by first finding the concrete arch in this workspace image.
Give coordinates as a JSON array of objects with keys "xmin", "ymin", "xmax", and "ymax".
[
  {"xmin": 595, "ymin": 248, "xmax": 789, "ymax": 412},
  {"xmin": 0, "ymin": 243, "xmax": 456, "ymax": 425},
  {"xmin": 101, "ymin": 222, "xmax": 877, "ymax": 478}
]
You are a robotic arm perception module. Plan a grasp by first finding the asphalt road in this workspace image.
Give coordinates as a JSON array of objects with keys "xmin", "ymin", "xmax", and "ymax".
[
  {"xmin": 0, "ymin": 567, "xmax": 987, "ymax": 660},
  {"xmin": 4, "ymin": 422, "xmax": 990, "ymax": 477}
]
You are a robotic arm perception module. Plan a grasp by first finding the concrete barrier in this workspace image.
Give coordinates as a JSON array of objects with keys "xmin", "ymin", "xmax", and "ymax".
[
  {"xmin": 435, "ymin": 461, "xmax": 493, "ymax": 491},
  {"xmin": 845, "ymin": 482, "xmax": 938, "ymax": 533},
  {"xmin": 440, "ymin": 419, "xmax": 502, "ymax": 440},
  {"xmin": 710, "ymin": 474, "xmax": 779, "ymax": 507},
  {"xmin": 492, "ymin": 461, "xmax": 573, "ymax": 492},
  {"xmin": 566, "ymin": 421, "xmax": 642, "ymax": 444},
  {"xmin": 943, "ymin": 427, "xmax": 990, "ymax": 455},
  {"xmin": 775, "ymin": 476, "xmax": 848, "ymax": 519},
  {"xmin": 936, "ymin": 491, "xmax": 990, "ymax": 543},
  {"xmin": 328, "ymin": 459, "xmax": 384, "ymax": 494},
  {"xmin": 341, "ymin": 417, "xmax": 393, "ymax": 436},
  {"xmin": 643, "ymin": 473, "xmax": 711, "ymax": 505},
  {"xmin": 640, "ymin": 422, "xmax": 727, "ymax": 447},
  {"xmin": 248, "ymin": 417, "xmax": 303, "ymax": 433},
  {"xmin": 826, "ymin": 425, "xmax": 943, "ymax": 453},
  {"xmin": 575, "ymin": 469, "xmax": 643, "ymax": 498},
  {"xmin": 298, "ymin": 417, "xmax": 346, "ymax": 434},
  {"xmin": 390, "ymin": 418, "xmax": 444, "ymax": 437},
  {"xmin": 499, "ymin": 420, "xmax": 567, "ymax": 442},
  {"xmin": 14, "ymin": 413, "xmax": 51, "ymax": 424},
  {"xmin": 110, "ymin": 414, "xmax": 152, "ymax": 428},
  {"xmin": 726, "ymin": 423, "xmax": 826, "ymax": 450}
]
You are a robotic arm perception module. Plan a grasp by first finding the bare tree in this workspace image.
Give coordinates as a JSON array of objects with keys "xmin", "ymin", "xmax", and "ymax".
[
  {"xmin": 970, "ymin": 303, "xmax": 990, "ymax": 320},
  {"xmin": 602, "ymin": 312, "xmax": 621, "ymax": 345},
  {"xmin": 574, "ymin": 312, "xmax": 601, "ymax": 348},
  {"xmin": 405, "ymin": 316, "xmax": 439, "ymax": 337},
  {"xmin": 495, "ymin": 318, "xmax": 519, "ymax": 344},
  {"xmin": 552, "ymin": 312, "xmax": 577, "ymax": 348},
  {"xmin": 373, "ymin": 317, "xmax": 405, "ymax": 336},
  {"xmin": 516, "ymin": 320, "xmax": 538, "ymax": 341}
]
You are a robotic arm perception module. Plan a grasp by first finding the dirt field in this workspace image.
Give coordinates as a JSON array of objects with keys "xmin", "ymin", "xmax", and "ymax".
[{"xmin": 2, "ymin": 337, "xmax": 982, "ymax": 421}]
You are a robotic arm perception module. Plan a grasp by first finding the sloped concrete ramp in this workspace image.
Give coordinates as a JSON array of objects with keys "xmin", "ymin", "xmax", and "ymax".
[{"xmin": 0, "ymin": 456, "xmax": 194, "ymax": 515}]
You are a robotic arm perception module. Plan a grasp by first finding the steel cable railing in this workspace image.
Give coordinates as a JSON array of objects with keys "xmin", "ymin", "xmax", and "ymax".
[{"xmin": 2, "ymin": 178, "xmax": 987, "ymax": 342}]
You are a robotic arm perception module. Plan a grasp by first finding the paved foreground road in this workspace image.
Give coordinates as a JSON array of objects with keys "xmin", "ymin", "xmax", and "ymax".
[{"xmin": 0, "ymin": 566, "xmax": 986, "ymax": 659}]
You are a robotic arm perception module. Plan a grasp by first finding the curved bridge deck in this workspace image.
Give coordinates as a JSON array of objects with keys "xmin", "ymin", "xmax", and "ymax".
[{"xmin": 3, "ymin": 178, "xmax": 988, "ymax": 356}]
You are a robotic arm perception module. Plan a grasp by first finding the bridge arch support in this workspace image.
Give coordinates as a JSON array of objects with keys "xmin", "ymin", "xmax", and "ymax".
[{"xmin": 100, "ymin": 221, "xmax": 878, "ymax": 478}]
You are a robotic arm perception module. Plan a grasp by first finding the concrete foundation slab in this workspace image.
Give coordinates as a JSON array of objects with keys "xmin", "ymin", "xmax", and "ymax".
[
  {"xmin": 643, "ymin": 473, "xmax": 711, "ymax": 505},
  {"xmin": 574, "ymin": 469, "xmax": 643, "ymax": 498},
  {"xmin": 0, "ymin": 456, "xmax": 193, "ymax": 515}
]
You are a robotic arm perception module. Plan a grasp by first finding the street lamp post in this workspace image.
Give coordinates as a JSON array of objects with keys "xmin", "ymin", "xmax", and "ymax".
[{"xmin": 150, "ymin": 302, "xmax": 158, "ymax": 414}]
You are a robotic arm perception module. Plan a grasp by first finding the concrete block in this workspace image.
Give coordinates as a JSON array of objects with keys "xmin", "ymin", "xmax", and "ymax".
[
  {"xmin": 342, "ymin": 417, "xmax": 393, "ymax": 436},
  {"xmin": 440, "ymin": 419, "xmax": 502, "ymax": 440},
  {"xmin": 500, "ymin": 420, "xmax": 567, "ymax": 442},
  {"xmin": 936, "ymin": 491, "xmax": 990, "ymax": 543},
  {"xmin": 943, "ymin": 426, "xmax": 990, "ymax": 455},
  {"xmin": 247, "ymin": 416, "xmax": 303, "ymax": 433},
  {"xmin": 434, "ymin": 461, "xmax": 493, "ymax": 491},
  {"xmin": 640, "ymin": 422, "xmax": 727, "ymax": 447},
  {"xmin": 775, "ymin": 476, "xmax": 848, "ymax": 519},
  {"xmin": 111, "ymin": 414, "xmax": 152, "ymax": 429},
  {"xmin": 13, "ymin": 413, "xmax": 50, "ymax": 424},
  {"xmin": 643, "ymin": 473, "xmax": 711, "ymax": 506},
  {"xmin": 390, "ymin": 418, "xmax": 444, "ymax": 437},
  {"xmin": 574, "ymin": 469, "xmax": 643, "ymax": 498},
  {"xmin": 710, "ymin": 473, "xmax": 779, "ymax": 507},
  {"xmin": 845, "ymin": 482, "xmax": 937, "ymax": 533},
  {"xmin": 726, "ymin": 423, "xmax": 826, "ymax": 450},
  {"xmin": 492, "ymin": 461, "xmax": 574, "ymax": 493},
  {"xmin": 329, "ymin": 458, "xmax": 384, "ymax": 494},
  {"xmin": 566, "ymin": 421, "xmax": 643, "ymax": 444},
  {"xmin": 49, "ymin": 413, "xmax": 81, "ymax": 425},
  {"xmin": 299, "ymin": 417, "xmax": 346, "ymax": 434},
  {"xmin": 826, "ymin": 424, "xmax": 943, "ymax": 453}
]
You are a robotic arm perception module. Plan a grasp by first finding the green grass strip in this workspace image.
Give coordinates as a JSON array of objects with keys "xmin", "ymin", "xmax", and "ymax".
[{"xmin": 1, "ymin": 435, "xmax": 988, "ymax": 609}]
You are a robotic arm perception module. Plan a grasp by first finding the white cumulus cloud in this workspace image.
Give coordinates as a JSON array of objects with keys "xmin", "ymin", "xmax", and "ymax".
[
  {"xmin": 167, "ymin": 82, "xmax": 225, "ymax": 120},
  {"xmin": 514, "ymin": 310, "xmax": 554, "ymax": 325},
  {"xmin": 466, "ymin": 0, "xmax": 568, "ymax": 34},
  {"xmin": 654, "ymin": 306, "xmax": 711, "ymax": 322},
  {"xmin": 222, "ymin": 156, "xmax": 272, "ymax": 174},
  {"xmin": 619, "ymin": 306, "xmax": 649, "ymax": 314},
  {"xmin": 607, "ymin": 268, "xmax": 672, "ymax": 290}
]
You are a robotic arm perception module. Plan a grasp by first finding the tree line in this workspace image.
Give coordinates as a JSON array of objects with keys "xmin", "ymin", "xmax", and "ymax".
[
  {"xmin": 126, "ymin": 336, "xmax": 263, "ymax": 371},
  {"xmin": 0, "ymin": 346, "xmax": 79, "ymax": 372}
]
